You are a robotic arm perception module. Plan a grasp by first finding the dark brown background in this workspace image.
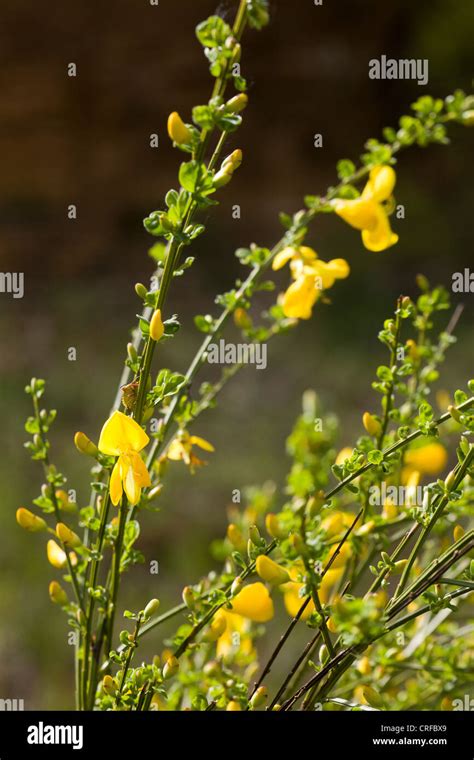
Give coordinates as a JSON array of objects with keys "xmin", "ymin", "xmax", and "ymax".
[{"xmin": 0, "ymin": 0, "xmax": 472, "ymax": 708}]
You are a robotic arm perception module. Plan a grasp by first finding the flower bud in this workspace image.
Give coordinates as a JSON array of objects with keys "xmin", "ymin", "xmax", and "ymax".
[
  {"xmin": 392, "ymin": 559, "xmax": 409, "ymax": 574},
  {"xmin": 47, "ymin": 540, "xmax": 68, "ymax": 569},
  {"xmin": 203, "ymin": 614, "xmax": 226, "ymax": 642},
  {"xmin": 182, "ymin": 586, "xmax": 195, "ymax": 609},
  {"xmin": 327, "ymin": 616, "xmax": 337, "ymax": 633},
  {"xmin": 226, "ymin": 94, "xmax": 248, "ymax": 113},
  {"xmin": 453, "ymin": 525, "xmax": 465, "ymax": 542},
  {"xmin": 144, "ymin": 598, "xmax": 160, "ymax": 619},
  {"xmin": 213, "ymin": 169, "xmax": 233, "ymax": 188},
  {"xmin": 362, "ymin": 412, "xmax": 382, "ymax": 438},
  {"xmin": 461, "ymin": 110, "xmax": 474, "ymax": 126},
  {"xmin": 357, "ymin": 656, "xmax": 371, "ymax": 676},
  {"xmin": 162, "ymin": 655, "xmax": 179, "ymax": 680},
  {"xmin": 221, "ymin": 149, "xmax": 243, "ymax": 173},
  {"xmin": 250, "ymin": 686, "xmax": 268, "ymax": 709},
  {"xmin": 167, "ymin": 111, "xmax": 192, "ymax": 145},
  {"xmin": 265, "ymin": 513, "xmax": 286, "ymax": 540},
  {"xmin": 256, "ymin": 555, "xmax": 289, "ymax": 585},
  {"xmin": 307, "ymin": 491, "xmax": 325, "ymax": 518},
  {"xmin": 16, "ymin": 507, "xmax": 47, "ymax": 533},
  {"xmin": 248, "ymin": 524, "xmax": 261, "ymax": 547},
  {"xmin": 361, "ymin": 686, "xmax": 384, "ymax": 709},
  {"xmin": 74, "ymin": 431, "xmax": 98, "ymax": 458},
  {"xmin": 289, "ymin": 533, "xmax": 305, "ymax": 554},
  {"xmin": 444, "ymin": 469, "xmax": 457, "ymax": 491},
  {"xmin": 134, "ymin": 282, "xmax": 148, "ymax": 300},
  {"xmin": 234, "ymin": 307, "xmax": 252, "ymax": 330},
  {"xmin": 150, "ymin": 309, "xmax": 165, "ymax": 341},
  {"xmin": 230, "ymin": 576, "xmax": 243, "ymax": 597},
  {"xmin": 319, "ymin": 644, "xmax": 329, "ymax": 665},
  {"xmin": 227, "ymin": 523, "xmax": 244, "ymax": 549},
  {"xmin": 356, "ymin": 520, "xmax": 376, "ymax": 537},
  {"xmin": 102, "ymin": 675, "xmax": 118, "ymax": 696},
  {"xmin": 49, "ymin": 580, "xmax": 68, "ymax": 606},
  {"xmin": 127, "ymin": 342, "xmax": 138, "ymax": 362},
  {"xmin": 406, "ymin": 339, "xmax": 419, "ymax": 361},
  {"xmin": 55, "ymin": 489, "xmax": 77, "ymax": 513},
  {"xmin": 226, "ymin": 700, "xmax": 242, "ymax": 711},
  {"xmin": 56, "ymin": 522, "xmax": 82, "ymax": 548}
]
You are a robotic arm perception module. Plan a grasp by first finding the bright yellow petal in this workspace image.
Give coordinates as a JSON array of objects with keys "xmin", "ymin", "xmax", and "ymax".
[
  {"xmin": 272, "ymin": 247, "xmax": 297, "ymax": 271},
  {"xmin": 320, "ymin": 568, "xmax": 344, "ymax": 604},
  {"xmin": 404, "ymin": 442, "xmax": 448, "ymax": 476},
  {"xmin": 131, "ymin": 451, "xmax": 152, "ymax": 487},
  {"xmin": 167, "ymin": 440, "xmax": 184, "ymax": 460},
  {"xmin": 230, "ymin": 582, "xmax": 274, "ymax": 623},
  {"xmin": 47, "ymin": 540, "xmax": 67, "ymax": 569},
  {"xmin": 333, "ymin": 198, "xmax": 379, "ymax": 231},
  {"xmin": 283, "ymin": 585, "xmax": 314, "ymax": 620},
  {"xmin": 189, "ymin": 435, "xmax": 215, "ymax": 452},
  {"xmin": 109, "ymin": 458, "xmax": 123, "ymax": 506},
  {"xmin": 311, "ymin": 261, "xmax": 335, "ymax": 290},
  {"xmin": 282, "ymin": 275, "xmax": 320, "ymax": 320},
  {"xmin": 298, "ymin": 246, "xmax": 318, "ymax": 264},
  {"xmin": 326, "ymin": 541, "xmax": 352, "ymax": 570},
  {"xmin": 327, "ymin": 258, "xmax": 350, "ymax": 280},
  {"xmin": 98, "ymin": 410, "xmax": 149, "ymax": 456},
  {"xmin": 361, "ymin": 205, "xmax": 398, "ymax": 252},
  {"xmin": 123, "ymin": 456, "xmax": 140, "ymax": 505},
  {"xmin": 362, "ymin": 165, "xmax": 396, "ymax": 203}
]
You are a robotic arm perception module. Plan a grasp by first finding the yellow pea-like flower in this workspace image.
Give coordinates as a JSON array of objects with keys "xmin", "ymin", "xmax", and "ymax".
[
  {"xmin": 149, "ymin": 309, "xmax": 164, "ymax": 341},
  {"xmin": 16, "ymin": 507, "xmax": 47, "ymax": 533},
  {"xmin": 226, "ymin": 700, "xmax": 242, "ymax": 711},
  {"xmin": 256, "ymin": 555, "xmax": 290, "ymax": 585},
  {"xmin": 265, "ymin": 513, "xmax": 286, "ymax": 540},
  {"xmin": 230, "ymin": 582, "xmax": 274, "ymax": 622},
  {"xmin": 403, "ymin": 441, "xmax": 448, "ymax": 477},
  {"xmin": 362, "ymin": 411, "xmax": 382, "ymax": 438},
  {"xmin": 333, "ymin": 165, "xmax": 398, "ymax": 252},
  {"xmin": 272, "ymin": 245, "xmax": 350, "ymax": 320},
  {"xmin": 326, "ymin": 541, "xmax": 352, "ymax": 570},
  {"xmin": 47, "ymin": 540, "xmax": 77, "ymax": 569},
  {"xmin": 167, "ymin": 430, "xmax": 214, "ymax": 470},
  {"xmin": 167, "ymin": 111, "xmax": 192, "ymax": 145},
  {"xmin": 74, "ymin": 431, "xmax": 98, "ymax": 458},
  {"xmin": 98, "ymin": 410, "xmax": 151, "ymax": 507},
  {"xmin": 56, "ymin": 523, "xmax": 82, "ymax": 548},
  {"xmin": 49, "ymin": 581, "xmax": 68, "ymax": 606}
]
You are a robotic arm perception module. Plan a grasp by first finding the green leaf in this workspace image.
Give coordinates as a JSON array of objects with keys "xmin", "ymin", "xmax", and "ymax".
[{"xmin": 195, "ymin": 16, "xmax": 232, "ymax": 48}]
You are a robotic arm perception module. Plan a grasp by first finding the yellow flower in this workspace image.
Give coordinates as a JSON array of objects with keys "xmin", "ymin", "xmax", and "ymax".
[
  {"xmin": 333, "ymin": 165, "xmax": 398, "ymax": 252},
  {"xmin": 215, "ymin": 611, "xmax": 255, "ymax": 660},
  {"xmin": 98, "ymin": 410, "xmax": 151, "ymax": 507},
  {"xmin": 321, "ymin": 511, "xmax": 355, "ymax": 538},
  {"xmin": 403, "ymin": 441, "xmax": 448, "ymax": 478},
  {"xmin": 256, "ymin": 555, "xmax": 290, "ymax": 585},
  {"xmin": 167, "ymin": 111, "xmax": 192, "ymax": 145},
  {"xmin": 47, "ymin": 540, "xmax": 77, "ymax": 569},
  {"xmin": 167, "ymin": 430, "xmax": 214, "ymax": 470},
  {"xmin": 49, "ymin": 581, "xmax": 68, "ymax": 606},
  {"xmin": 272, "ymin": 246, "xmax": 350, "ymax": 319},
  {"xmin": 282, "ymin": 565, "xmax": 344, "ymax": 619},
  {"xmin": 230, "ymin": 582, "xmax": 274, "ymax": 622},
  {"xmin": 149, "ymin": 309, "xmax": 164, "ymax": 341},
  {"xmin": 16, "ymin": 507, "xmax": 47, "ymax": 532}
]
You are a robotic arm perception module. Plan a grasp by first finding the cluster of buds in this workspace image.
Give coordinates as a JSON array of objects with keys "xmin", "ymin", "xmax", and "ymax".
[{"xmin": 213, "ymin": 149, "xmax": 243, "ymax": 188}]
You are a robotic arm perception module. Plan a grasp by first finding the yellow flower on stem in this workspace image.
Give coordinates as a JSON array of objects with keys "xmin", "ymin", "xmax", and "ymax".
[
  {"xmin": 332, "ymin": 165, "xmax": 399, "ymax": 252},
  {"xmin": 47, "ymin": 540, "xmax": 77, "ymax": 569},
  {"xmin": 402, "ymin": 441, "xmax": 448, "ymax": 479},
  {"xmin": 98, "ymin": 410, "xmax": 151, "ymax": 507},
  {"xmin": 230, "ymin": 582, "xmax": 274, "ymax": 622},
  {"xmin": 167, "ymin": 430, "xmax": 214, "ymax": 470},
  {"xmin": 281, "ymin": 563, "xmax": 345, "ymax": 620},
  {"xmin": 272, "ymin": 246, "xmax": 349, "ymax": 319}
]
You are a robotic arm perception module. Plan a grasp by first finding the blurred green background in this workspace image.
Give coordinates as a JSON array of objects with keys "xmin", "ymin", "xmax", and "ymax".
[{"xmin": 0, "ymin": 0, "xmax": 472, "ymax": 708}]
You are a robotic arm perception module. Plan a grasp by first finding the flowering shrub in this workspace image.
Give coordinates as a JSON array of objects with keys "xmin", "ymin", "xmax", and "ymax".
[{"xmin": 19, "ymin": 0, "xmax": 474, "ymax": 711}]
